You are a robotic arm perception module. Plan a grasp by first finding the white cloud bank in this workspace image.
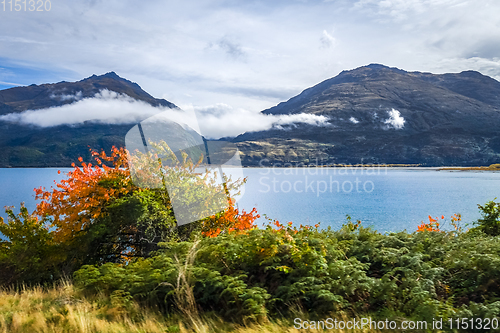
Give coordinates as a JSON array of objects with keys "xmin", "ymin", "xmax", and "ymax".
[
  {"xmin": 192, "ymin": 103, "xmax": 330, "ymax": 138},
  {"xmin": 384, "ymin": 108, "xmax": 405, "ymax": 129},
  {"xmin": 0, "ymin": 92, "xmax": 330, "ymax": 139},
  {"xmin": 0, "ymin": 90, "xmax": 163, "ymax": 127}
]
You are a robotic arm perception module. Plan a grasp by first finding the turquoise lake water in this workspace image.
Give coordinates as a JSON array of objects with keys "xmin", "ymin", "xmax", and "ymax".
[{"xmin": 1, "ymin": 167, "xmax": 500, "ymax": 232}]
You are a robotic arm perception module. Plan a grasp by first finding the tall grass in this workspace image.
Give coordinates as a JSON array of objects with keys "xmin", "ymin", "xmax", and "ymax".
[
  {"xmin": 0, "ymin": 281, "xmax": 385, "ymax": 332},
  {"xmin": 0, "ymin": 280, "xmax": 171, "ymax": 333}
]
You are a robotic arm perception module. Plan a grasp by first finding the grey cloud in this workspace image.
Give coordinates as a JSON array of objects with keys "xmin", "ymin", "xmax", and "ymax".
[
  {"xmin": 220, "ymin": 85, "xmax": 300, "ymax": 100},
  {"xmin": 83, "ymin": 0, "xmax": 101, "ymax": 6},
  {"xmin": 211, "ymin": 37, "xmax": 247, "ymax": 60},
  {"xmin": 0, "ymin": 36, "xmax": 49, "ymax": 45},
  {"xmin": 320, "ymin": 30, "xmax": 335, "ymax": 48},
  {"xmin": 463, "ymin": 40, "xmax": 500, "ymax": 60}
]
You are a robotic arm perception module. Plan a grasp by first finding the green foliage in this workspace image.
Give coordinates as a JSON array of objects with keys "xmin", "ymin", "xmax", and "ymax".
[
  {"xmin": 28, "ymin": 142, "xmax": 248, "ymax": 276},
  {"xmin": 0, "ymin": 204, "xmax": 62, "ymax": 285},
  {"xmin": 77, "ymin": 189, "xmax": 180, "ymax": 264},
  {"xmin": 474, "ymin": 200, "xmax": 500, "ymax": 236},
  {"xmin": 71, "ymin": 221, "xmax": 500, "ymax": 325},
  {"xmin": 128, "ymin": 140, "xmax": 243, "ymax": 227}
]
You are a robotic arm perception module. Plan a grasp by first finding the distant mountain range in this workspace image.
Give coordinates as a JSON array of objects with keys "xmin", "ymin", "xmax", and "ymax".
[
  {"xmin": 1, "ymin": 65, "xmax": 500, "ymax": 167},
  {"xmin": 0, "ymin": 72, "xmax": 177, "ymax": 167},
  {"xmin": 235, "ymin": 64, "xmax": 500, "ymax": 166}
]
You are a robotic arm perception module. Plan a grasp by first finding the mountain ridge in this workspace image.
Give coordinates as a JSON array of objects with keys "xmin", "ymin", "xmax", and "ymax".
[
  {"xmin": 0, "ymin": 71, "xmax": 177, "ymax": 115},
  {"xmin": 2, "ymin": 65, "xmax": 500, "ymax": 167},
  {"xmin": 234, "ymin": 64, "xmax": 500, "ymax": 166},
  {"xmin": 0, "ymin": 72, "xmax": 178, "ymax": 167}
]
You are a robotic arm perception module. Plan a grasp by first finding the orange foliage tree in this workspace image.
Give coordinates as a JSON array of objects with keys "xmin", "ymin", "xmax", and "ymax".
[
  {"xmin": 35, "ymin": 144, "xmax": 258, "ymax": 252},
  {"xmin": 35, "ymin": 146, "xmax": 134, "ymax": 242}
]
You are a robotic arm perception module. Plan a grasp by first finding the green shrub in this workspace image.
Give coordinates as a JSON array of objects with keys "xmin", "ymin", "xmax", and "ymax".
[
  {"xmin": 71, "ymin": 222, "xmax": 500, "ymax": 326},
  {"xmin": 0, "ymin": 205, "xmax": 64, "ymax": 285},
  {"xmin": 474, "ymin": 200, "xmax": 500, "ymax": 236}
]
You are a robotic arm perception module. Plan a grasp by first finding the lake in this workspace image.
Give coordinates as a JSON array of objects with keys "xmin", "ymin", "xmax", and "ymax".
[{"xmin": 1, "ymin": 167, "xmax": 500, "ymax": 233}]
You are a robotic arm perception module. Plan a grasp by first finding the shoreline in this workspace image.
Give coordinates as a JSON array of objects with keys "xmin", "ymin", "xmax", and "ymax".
[{"xmin": 2, "ymin": 165, "xmax": 500, "ymax": 171}]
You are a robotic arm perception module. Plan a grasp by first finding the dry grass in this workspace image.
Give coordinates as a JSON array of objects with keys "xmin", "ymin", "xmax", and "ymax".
[
  {"xmin": 438, "ymin": 163, "xmax": 500, "ymax": 171},
  {"xmin": 0, "ymin": 280, "xmax": 173, "ymax": 333},
  {"xmin": 0, "ymin": 280, "xmax": 389, "ymax": 333}
]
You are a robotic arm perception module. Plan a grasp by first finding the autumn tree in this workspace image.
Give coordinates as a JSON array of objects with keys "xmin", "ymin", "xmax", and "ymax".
[
  {"xmin": 35, "ymin": 146, "xmax": 134, "ymax": 242},
  {"xmin": 127, "ymin": 140, "xmax": 259, "ymax": 239},
  {"xmin": 34, "ymin": 142, "xmax": 258, "ymax": 264}
]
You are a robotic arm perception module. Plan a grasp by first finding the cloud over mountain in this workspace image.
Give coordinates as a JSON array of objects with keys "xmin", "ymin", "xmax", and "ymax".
[
  {"xmin": 0, "ymin": 91, "xmax": 329, "ymax": 139},
  {"xmin": 384, "ymin": 109, "xmax": 405, "ymax": 129},
  {"xmin": 0, "ymin": 90, "xmax": 163, "ymax": 127},
  {"xmin": 191, "ymin": 103, "xmax": 329, "ymax": 138}
]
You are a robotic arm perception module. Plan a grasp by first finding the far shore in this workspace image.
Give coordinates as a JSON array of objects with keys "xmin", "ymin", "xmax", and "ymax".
[
  {"xmin": 437, "ymin": 165, "xmax": 500, "ymax": 171},
  {"xmin": 244, "ymin": 164, "xmax": 500, "ymax": 171},
  {"xmin": 2, "ymin": 164, "xmax": 500, "ymax": 171}
]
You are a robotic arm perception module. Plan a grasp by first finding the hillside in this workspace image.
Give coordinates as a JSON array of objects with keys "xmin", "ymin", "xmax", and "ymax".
[
  {"xmin": 0, "ymin": 73, "xmax": 177, "ymax": 167},
  {"xmin": 2, "ymin": 65, "xmax": 500, "ymax": 167},
  {"xmin": 234, "ymin": 64, "xmax": 500, "ymax": 166}
]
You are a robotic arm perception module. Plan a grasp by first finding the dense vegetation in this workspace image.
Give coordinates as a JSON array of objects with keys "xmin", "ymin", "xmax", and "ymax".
[
  {"xmin": 1, "ymin": 145, "xmax": 500, "ymax": 332},
  {"xmin": 71, "ymin": 219, "xmax": 500, "ymax": 327}
]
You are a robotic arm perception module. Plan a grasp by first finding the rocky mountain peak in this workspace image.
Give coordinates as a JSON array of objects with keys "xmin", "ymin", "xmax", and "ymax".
[
  {"xmin": 235, "ymin": 64, "xmax": 500, "ymax": 166},
  {"xmin": 0, "ymin": 71, "xmax": 177, "ymax": 115}
]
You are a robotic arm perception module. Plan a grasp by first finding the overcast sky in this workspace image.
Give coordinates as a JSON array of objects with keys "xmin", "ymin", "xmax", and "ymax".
[{"xmin": 1, "ymin": 0, "xmax": 500, "ymax": 136}]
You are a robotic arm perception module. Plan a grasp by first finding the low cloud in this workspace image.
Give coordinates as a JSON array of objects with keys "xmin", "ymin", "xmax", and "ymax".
[
  {"xmin": 384, "ymin": 108, "xmax": 405, "ymax": 129},
  {"xmin": 0, "ymin": 90, "xmax": 164, "ymax": 127},
  {"xmin": 50, "ymin": 91, "xmax": 83, "ymax": 102},
  {"xmin": 0, "ymin": 92, "xmax": 329, "ymax": 139},
  {"xmin": 349, "ymin": 116, "xmax": 359, "ymax": 124},
  {"xmin": 192, "ymin": 103, "xmax": 329, "ymax": 138}
]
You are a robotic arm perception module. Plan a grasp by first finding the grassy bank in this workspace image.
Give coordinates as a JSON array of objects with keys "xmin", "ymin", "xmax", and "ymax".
[
  {"xmin": 438, "ymin": 163, "xmax": 500, "ymax": 171},
  {"xmin": 0, "ymin": 281, "xmax": 386, "ymax": 333}
]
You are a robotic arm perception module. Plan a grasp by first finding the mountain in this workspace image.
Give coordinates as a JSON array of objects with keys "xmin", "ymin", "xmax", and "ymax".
[
  {"xmin": 3, "ymin": 65, "xmax": 500, "ymax": 167},
  {"xmin": 0, "ymin": 73, "xmax": 178, "ymax": 167},
  {"xmin": 234, "ymin": 64, "xmax": 500, "ymax": 166},
  {"xmin": 0, "ymin": 71, "xmax": 175, "ymax": 114}
]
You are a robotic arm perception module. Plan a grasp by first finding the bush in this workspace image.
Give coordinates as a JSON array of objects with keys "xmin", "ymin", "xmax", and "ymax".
[
  {"xmin": 33, "ymin": 144, "xmax": 256, "ymax": 268},
  {"xmin": 0, "ymin": 204, "xmax": 64, "ymax": 285},
  {"xmin": 474, "ymin": 200, "xmax": 500, "ymax": 236},
  {"xmin": 73, "ymin": 221, "xmax": 500, "ymax": 326}
]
